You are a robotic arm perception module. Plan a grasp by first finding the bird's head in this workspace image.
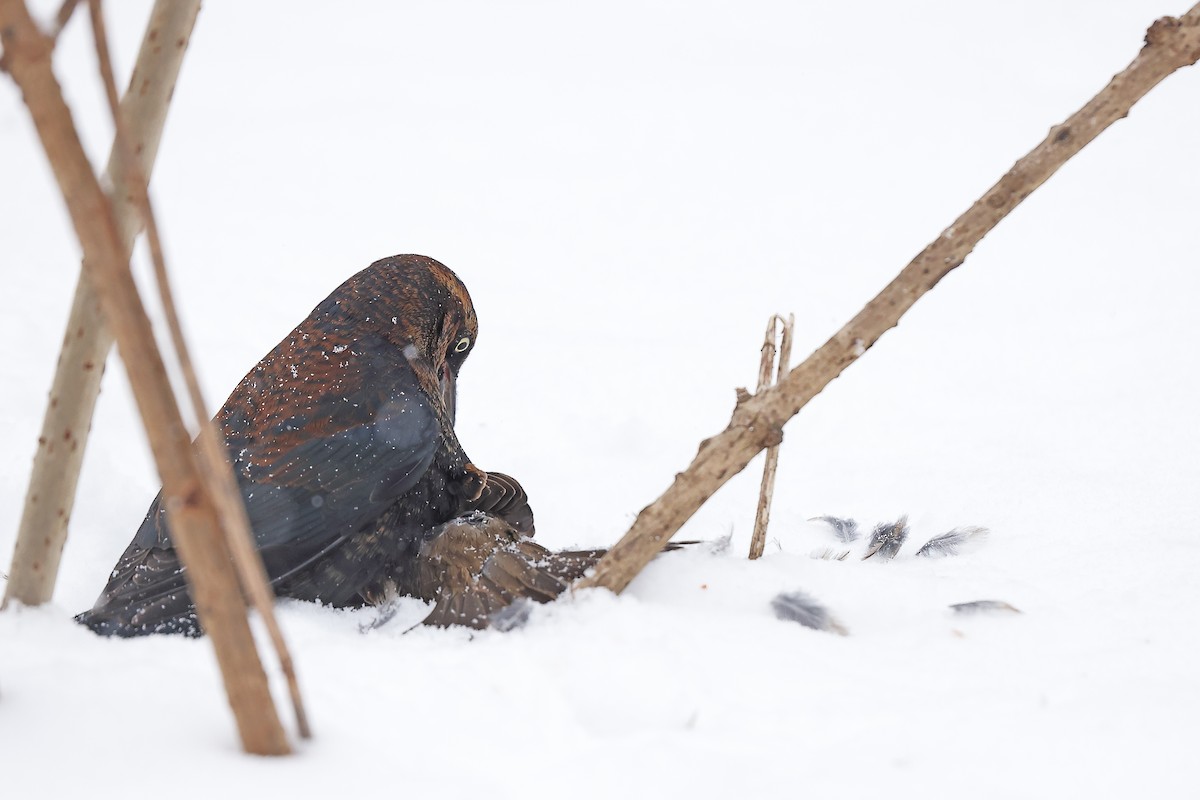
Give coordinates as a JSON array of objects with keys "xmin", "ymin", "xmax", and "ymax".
[{"xmin": 333, "ymin": 254, "xmax": 478, "ymax": 421}]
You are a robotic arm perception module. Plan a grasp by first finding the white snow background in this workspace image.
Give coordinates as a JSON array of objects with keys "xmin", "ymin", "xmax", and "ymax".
[{"xmin": 2, "ymin": 1, "xmax": 1198, "ymax": 797}]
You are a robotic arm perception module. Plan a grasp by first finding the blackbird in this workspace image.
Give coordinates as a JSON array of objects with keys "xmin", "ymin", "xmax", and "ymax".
[{"xmin": 77, "ymin": 254, "xmax": 569, "ymax": 636}]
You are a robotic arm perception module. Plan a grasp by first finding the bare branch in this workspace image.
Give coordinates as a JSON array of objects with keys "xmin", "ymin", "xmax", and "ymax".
[
  {"xmin": 83, "ymin": 0, "xmax": 311, "ymax": 742},
  {"xmin": 748, "ymin": 314, "xmax": 793, "ymax": 560},
  {"xmin": 0, "ymin": 0, "xmax": 290, "ymax": 755},
  {"xmin": 578, "ymin": 4, "xmax": 1200, "ymax": 594},
  {"xmin": 84, "ymin": 0, "xmax": 118, "ymax": 111},
  {"xmin": 50, "ymin": 0, "xmax": 79, "ymax": 41},
  {"xmin": 4, "ymin": 0, "xmax": 199, "ymax": 609}
]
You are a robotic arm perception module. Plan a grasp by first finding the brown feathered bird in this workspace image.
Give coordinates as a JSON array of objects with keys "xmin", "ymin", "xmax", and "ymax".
[
  {"xmin": 77, "ymin": 254, "xmax": 586, "ymax": 636},
  {"xmin": 399, "ymin": 512, "xmax": 604, "ymax": 630}
]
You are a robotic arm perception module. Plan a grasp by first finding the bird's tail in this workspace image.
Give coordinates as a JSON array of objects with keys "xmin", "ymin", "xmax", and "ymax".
[
  {"xmin": 74, "ymin": 600, "xmax": 202, "ymax": 638},
  {"xmin": 74, "ymin": 498, "xmax": 203, "ymax": 637}
]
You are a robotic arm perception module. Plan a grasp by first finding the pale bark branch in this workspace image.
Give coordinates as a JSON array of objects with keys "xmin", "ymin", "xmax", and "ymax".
[
  {"xmin": 83, "ymin": 0, "xmax": 311, "ymax": 740},
  {"xmin": 748, "ymin": 314, "xmax": 793, "ymax": 560},
  {"xmin": 3, "ymin": 0, "xmax": 199, "ymax": 609},
  {"xmin": 578, "ymin": 5, "xmax": 1200, "ymax": 594},
  {"xmin": 0, "ymin": 0, "xmax": 291, "ymax": 755},
  {"xmin": 49, "ymin": 0, "xmax": 79, "ymax": 40}
]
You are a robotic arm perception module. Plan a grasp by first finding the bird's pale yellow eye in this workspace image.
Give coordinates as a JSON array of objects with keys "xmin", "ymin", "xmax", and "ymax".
[{"xmin": 454, "ymin": 336, "xmax": 471, "ymax": 353}]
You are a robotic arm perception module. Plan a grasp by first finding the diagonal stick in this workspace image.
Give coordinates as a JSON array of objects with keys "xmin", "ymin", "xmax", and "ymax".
[
  {"xmin": 4, "ymin": 0, "xmax": 200, "ymax": 610},
  {"xmin": 85, "ymin": 0, "xmax": 311, "ymax": 741},
  {"xmin": 0, "ymin": 0, "xmax": 291, "ymax": 755},
  {"xmin": 578, "ymin": 5, "xmax": 1200, "ymax": 594}
]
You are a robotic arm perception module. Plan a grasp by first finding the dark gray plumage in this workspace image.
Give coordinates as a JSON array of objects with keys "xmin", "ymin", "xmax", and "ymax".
[
  {"xmin": 916, "ymin": 526, "xmax": 989, "ymax": 558},
  {"xmin": 811, "ymin": 515, "xmax": 861, "ymax": 543},
  {"xmin": 770, "ymin": 590, "xmax": 848, "ymax": 635},
  {"xmin": 861, "ymin": 516, "xmax": 910, "ymax": 561},
  {"xmin": 950, "ymin": 600, "xmax": 1021, "ymax": 615},
  {"xmin": 489, "ymin": 598, "xmax": 534, "ymax": 632},
  {"xmin": 810, "ymin": 548, "xmax": 850, "ymax": 561},
  {"xmin": 706, "ymin": 532, "xmax": 734, "ymax": 555}
]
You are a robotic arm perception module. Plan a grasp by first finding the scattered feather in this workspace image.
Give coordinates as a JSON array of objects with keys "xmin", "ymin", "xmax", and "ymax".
[
  {"xmin": 950, "ymin": 600, "xmax": 1021, "ymax": 615},
  {"xmin": 706, "ymin": 531, "xmax": 734, "ymax": 554},
  {"xmin": 770, "ymin": 590, "xmax": 848, "ymax": 635},
  {"xmin": 359, "ymin": 585, "xmax": 402, "ymax": 632},
  {"xmin": 490, "ymin": 598, "xmax": 534, "ymax": 632},
  {"xmin": 862, "ymin": 516, "xmax": 910, "ymax": 561},
  {"xmin": 916, "ymin": 526, "xmax": 989, "ymax": 558},
  {"xmin": 810, "ymin": 547, "xmax": 851, "ymax": 561},
  {"xmin": 810, "ymin": 515, "xmax": 861, "ymax": 543}
]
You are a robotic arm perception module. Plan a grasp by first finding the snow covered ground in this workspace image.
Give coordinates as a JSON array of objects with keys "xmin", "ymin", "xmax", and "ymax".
[{"xmin": 3, "ymin": 1, "xmax": 1198, "ymax": 796}]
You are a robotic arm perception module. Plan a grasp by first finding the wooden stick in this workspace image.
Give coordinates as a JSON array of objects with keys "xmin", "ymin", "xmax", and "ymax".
[
  {"xmin": 84, "ymin": 0, "xmax": 311, "ymax": 741},
  {"xmin": 748, "ymin": 314, "xmax": 793, "ymax": 560},
  {"xmin": 577, "ymin": 5, "xmax": 1200, "ymax": 594},
  {"xmin": 0, "ymin": 0, "xmax": 290, "ymax": 756},
  {"xmin": 3, "ymin": 0, "xmax": 200, "ymax": 609},
  {"xmin": 775, "ymin": 316, "xmax": 795, "ymax": 406},
  {"xmin": 49, "ymin": 0, "xmax": 79, "ymax": 40},
  {"xmin": 747, "ymin": 315, "xmax": 779, "ymax": 560}
]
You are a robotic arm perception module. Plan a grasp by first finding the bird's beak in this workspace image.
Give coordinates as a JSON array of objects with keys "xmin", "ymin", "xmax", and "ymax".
[{"xmin": 440, "ymin": 362, "xmax": 456, "ymax": 424}]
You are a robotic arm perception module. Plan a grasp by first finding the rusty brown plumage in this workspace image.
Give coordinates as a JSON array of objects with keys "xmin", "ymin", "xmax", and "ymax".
[{"xmin": 77, "ymin": 254, "xmax": 535, "ymax": 636}]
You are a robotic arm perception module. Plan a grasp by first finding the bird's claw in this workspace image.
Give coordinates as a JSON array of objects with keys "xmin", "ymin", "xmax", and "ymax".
[{"xmin": 449, "ymin": 463, "xmax": 487, "ymax": 502}]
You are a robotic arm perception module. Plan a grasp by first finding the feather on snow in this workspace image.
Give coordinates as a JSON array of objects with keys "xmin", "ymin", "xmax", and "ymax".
[
  {"xmin": 771, "ymin": 590, "xmax": 848, "ymax": 635},
  {"xmin": 861, "ymin": 516, "xmax": 910, "ymax": 561},
  {"xmin": 810, "ymin": 515, "xmax": 861, "ymax": 543},
  {"xmin": 915, "ymin": 526, "xmax": 989, "ymax": 558}
]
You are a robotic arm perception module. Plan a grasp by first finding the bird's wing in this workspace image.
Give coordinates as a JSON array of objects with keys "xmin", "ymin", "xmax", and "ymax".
[
  {"xmin": 468, "ymin": 471, "xmax": 535, "ymax": 535},
  {"xmin": 412, "ymin": 514, "xmax": 602, "ymax": 630},
  {"xmin": 239, "ymin": 403, "xmax": 441, "ymax": 596},
  {"xmin": 79, "ymin": 359, "xmax": 443, "ymax": 636},
  {"xmin": 241, "ymin": 401, "xmax": 439, "ymax": 551}
]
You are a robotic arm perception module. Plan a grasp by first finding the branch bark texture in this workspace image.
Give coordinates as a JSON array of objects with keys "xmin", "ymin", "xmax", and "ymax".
[
  {"xmin": 748, "ymin": 314, "xmax": 793, "ymax": 560},
  {"xmin": 577, "ymin": 6, "xmax": 1200, "ymax": 593},
  {"xmin": 4, "ymin": 0, "xmax": 200, "ymax": 608},
  {"xmin": 0, "ymin": 0, "xmax": 290, "ymax": 755},
  {"xmin": 84, "ymin": 0, "xmax": 310, "ymax": 740}
]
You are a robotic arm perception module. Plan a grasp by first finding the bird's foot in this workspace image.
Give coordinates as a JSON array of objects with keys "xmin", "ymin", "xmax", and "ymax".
[{"xmin": 449, "ymin": 463, "xmax": 488, "ymax": 502}]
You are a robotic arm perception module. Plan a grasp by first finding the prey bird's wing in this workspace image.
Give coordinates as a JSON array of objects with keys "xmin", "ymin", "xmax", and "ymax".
[
  {"xmin": 410, "ymin": 514, "xmax": 601, "ymax": 630},
  {"xmin": 468, "ymin": 471, "xmax": 535, "ymax": 535}
]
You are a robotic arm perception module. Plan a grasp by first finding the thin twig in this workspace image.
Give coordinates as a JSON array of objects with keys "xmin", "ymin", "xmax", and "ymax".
[
  {"xmin": 757, "ymin": 318, "xmax": 777, "ymax": 395},
  {"xmin": 4, "ymin": 0, "xmax": 199, "ymax": 612},
  {"xmin": 775, "ymin": 314, "xmax": 794, "ymax": 386},
  {"xmin": 748, "ymin": 314, "xmax": 793, "ymax": 560},
  {"xmin": 85, "ymin": 0, "xmax": 310, "ymax": 741},
  {"xmin": 50, "ymin": 0, "xmax": 79, "ymax": 41},
  {"xmin": 0, "ymin": 0, "xmax": 290, "ymax": 755},
  {"xmin": 577, "ymin": 4, "xmax": 1200, "ymax": 594},
  {"xmin": 84, "ymin": 0, "xmax": 117, "ymax": 110}
]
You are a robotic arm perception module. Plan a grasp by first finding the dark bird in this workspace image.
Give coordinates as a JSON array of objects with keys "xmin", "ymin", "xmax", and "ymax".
[{"xmin": 78, "ymin": 254, "xmax": 552, "ymax": 636}]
